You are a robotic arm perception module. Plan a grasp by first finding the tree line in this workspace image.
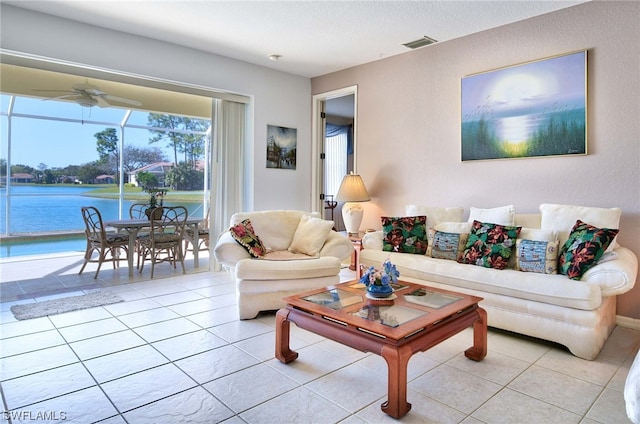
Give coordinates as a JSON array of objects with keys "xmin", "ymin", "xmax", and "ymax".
[{"xmin": 3, "ymin": 113, "xmax": 210, "ymax": 190}]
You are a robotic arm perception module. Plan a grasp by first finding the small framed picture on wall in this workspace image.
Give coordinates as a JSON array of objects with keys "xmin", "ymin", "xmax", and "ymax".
[{"xmin": 266, "ymin": 125, "xmax": 297, "ymax": 169}]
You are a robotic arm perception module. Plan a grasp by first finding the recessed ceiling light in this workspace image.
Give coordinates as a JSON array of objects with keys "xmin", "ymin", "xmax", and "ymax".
[
  {"xmin": 403, "ymin": 36, "xmax": 437, "ymax": 49},
  {"xmin": 269, "ymin": 54, "xmax": 282, "ymax": 61}
]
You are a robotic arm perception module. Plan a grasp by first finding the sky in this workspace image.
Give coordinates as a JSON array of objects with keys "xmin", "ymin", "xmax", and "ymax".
[
  {"xmin": 461, "ymin": 51, "xmax": 586, "ymax": 122},
  {"xmin": 1, "ymin": 95, "xmax": 194, "ymax": 170}
]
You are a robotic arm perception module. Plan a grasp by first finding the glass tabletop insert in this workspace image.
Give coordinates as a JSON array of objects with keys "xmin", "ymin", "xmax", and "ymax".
[
  {"xmin": 404, "ymin": 288, "xmax": 462, "ymax": 309},
  {"xmin": 352, "ymin": 304, "xmax": 427, "ymax": 328},
  {"xmin": 301, "ymin": 289, "xmax": 362, "ymax": 310}
]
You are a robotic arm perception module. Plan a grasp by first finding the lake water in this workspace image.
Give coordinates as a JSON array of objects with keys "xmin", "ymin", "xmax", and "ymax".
[{"xmin": 0, "ymin": 185, "xmax": 205, "ymax": 258}]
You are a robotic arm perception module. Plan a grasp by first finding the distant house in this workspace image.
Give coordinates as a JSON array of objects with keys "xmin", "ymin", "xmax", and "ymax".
[
  {"xmin": 95, "ymin": 174, "xmax": 115, "ymax": 184},
  {"xmin": 128, "ymin": 162, "xmax": 174, "ymax": 187},
  {"xmin": 0, "ymin": 173, "xmax": 35, "ymax": 183},
  {"xmin": 193, "ymin": 160, "xmax": 206, "ymax": 171}
]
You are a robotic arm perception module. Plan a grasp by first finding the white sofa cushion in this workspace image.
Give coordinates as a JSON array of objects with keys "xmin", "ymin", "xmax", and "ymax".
[
  {"xmin": 236, "ymin": 256, "xmax": 340, "ymax": 281},
  {"xmin": 436, "ymin": 221, "xmax": 472, "ymax": 234},
  {"xmin": 405, "ymin": 205, "xmax": 464, "ymax": 229},
  {"xmin": 231, "ymin": 210, "xmax": 319, "ymax": 252},
  {"xmin": 468, "ymin": 205, "xmax": 515, "ymax": 226},
  {"xmin": 360, "ymin": 248, "xmax": 601, "ymax": 310},
  {"xmin": 518, "ymin": 227, "xmax": 558, "ymax": 241},
  {"xmin": 288, "ymin": 215, "xmax": 334, "ymax": 257},
  {"xmin": 539, "ymin": 203, "xmax": 621, "ymax": 248}
]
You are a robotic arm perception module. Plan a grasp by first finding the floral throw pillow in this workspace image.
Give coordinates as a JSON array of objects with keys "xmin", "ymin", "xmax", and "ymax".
[
  {"xmin": 458, "ymin": 220, "xmax": 521, "ymax": 270},
  {"xmin": 382, "ymin": 216, "xmax": 428, "ymax": 254},
  {"xmin": 229, "ymin": 219, "xmax": 266, "ymax": 258},
  {"xmin": 558, "ymin": 220, "xmax": 619, "ymax": 280}
]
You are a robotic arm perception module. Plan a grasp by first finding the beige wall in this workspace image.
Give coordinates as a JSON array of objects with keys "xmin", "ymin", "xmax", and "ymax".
[{"xmin": 312, "ymin": 2, "xmax": 640, "ymax": 319}]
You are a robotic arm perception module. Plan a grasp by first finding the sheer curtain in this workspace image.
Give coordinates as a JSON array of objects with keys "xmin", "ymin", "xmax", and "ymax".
[
  {"xmin": 210, "ymin": 99, "xmax": 247, "ymax": 270},
  {"xmin": 324, "ymin": 124, "xmax": 351, "ymax": 229},
  {"xmin": 324, "ymin": 124, "xmax": 352, "ymax": 195}
]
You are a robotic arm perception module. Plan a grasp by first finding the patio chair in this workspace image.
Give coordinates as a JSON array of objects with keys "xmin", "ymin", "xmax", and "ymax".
[
  {"xmin": 129, "ymin": 203, "xmax": 150, "ymax": 219},
  {"xmin": 137, "ymin": 206, "xmax": 188, "ymax": 278},
  {"xmin": 79, "ymin": 206, "xmax": 130, "ymax": 279},
  {"xmin": 184, "ymin": 207, "xmax": 210, "ymax": 255}
]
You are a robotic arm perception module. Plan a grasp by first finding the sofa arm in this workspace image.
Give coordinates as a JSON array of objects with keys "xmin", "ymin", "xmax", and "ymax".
[
  {"xmin": 584, "ymin": 246, "xmax": 638, "ymax": 296},
  {"xmin": 362, "ymin": 231, "xmax": 384, "ymax": 251},
  {"xmin": 319, "ymin": 231, "xmax": 353, "ymax": 261},
  {"xmin": 213, "ymin": 231, "xmax": 251, "ymax": 268}
]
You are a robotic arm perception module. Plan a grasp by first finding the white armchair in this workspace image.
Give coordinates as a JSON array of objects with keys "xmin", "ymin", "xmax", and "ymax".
[{"xmin": 214, "ymin": 210, "xmax": 353, "ymax": 319}]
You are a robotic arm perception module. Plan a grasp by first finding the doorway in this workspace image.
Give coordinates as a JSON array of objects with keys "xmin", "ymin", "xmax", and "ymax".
[{"xmin": 311, "ymin": 85, "xmax": 357, "ymax": 229}]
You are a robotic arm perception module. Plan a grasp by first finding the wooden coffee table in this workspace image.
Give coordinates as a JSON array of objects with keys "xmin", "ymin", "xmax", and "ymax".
[{"xmin": 275, "ymin": 280, "xmax": 487, "ymax": 419}]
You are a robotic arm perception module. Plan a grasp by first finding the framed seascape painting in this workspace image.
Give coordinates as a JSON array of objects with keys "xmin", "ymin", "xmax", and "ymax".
[
  {"xmin": 266, "ymin": 125, "xmax": 297, "ymax": 169},
  {"xmin": 461, "ymin": 50, "xmax": 587, "ymax": 161}
]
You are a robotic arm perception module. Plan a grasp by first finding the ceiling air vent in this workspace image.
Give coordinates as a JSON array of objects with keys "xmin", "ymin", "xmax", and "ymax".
[{"xmin": 403, "ymin": 36, "xmax": 437, "ymax": 49}]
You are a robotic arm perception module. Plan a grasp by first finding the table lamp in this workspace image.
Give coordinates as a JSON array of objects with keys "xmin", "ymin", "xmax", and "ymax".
[{"xmin": 335, "ymin": 172, "xmax": 370, "ymax": 235}]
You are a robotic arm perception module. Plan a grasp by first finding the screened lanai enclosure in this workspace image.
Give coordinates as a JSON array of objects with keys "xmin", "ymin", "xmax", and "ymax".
[{"xmin": 0, "ymin": 57, "xmax": 248, "ymax": 259}]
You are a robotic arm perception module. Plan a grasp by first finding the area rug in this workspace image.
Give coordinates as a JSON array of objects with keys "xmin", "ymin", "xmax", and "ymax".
[{"xmin": 10, "ymin": 291, "xmax": 124, "ymax": 321}]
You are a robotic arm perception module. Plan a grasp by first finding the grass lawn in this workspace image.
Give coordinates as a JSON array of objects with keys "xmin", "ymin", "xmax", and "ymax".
[{"xmin": 85, "ymin": 186, "xmax": 204, "ymax": 203}]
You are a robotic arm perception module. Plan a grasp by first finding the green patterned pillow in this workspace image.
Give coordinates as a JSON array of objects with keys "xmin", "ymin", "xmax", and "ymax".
[
  {"xmin": 229, "ymin": 219, "xmax": 266, "ymax": 258},
  {"xmin": 558, "ymin": 220, "xmax": 619, "ymax": 280},
  {"xmin": 458, "ymin": 220, "xmax": 521, "ymax": 270},
  {"xmin": 516, "ymin": 239, "xmax": 559, "ymax": 274},
  {"xmin": 426, "ymin": 228, "xmax": 469, "ymax": 261},
  {"xmin": 382, "ymin": 216, "xmax": 428, "ymax": 254}
]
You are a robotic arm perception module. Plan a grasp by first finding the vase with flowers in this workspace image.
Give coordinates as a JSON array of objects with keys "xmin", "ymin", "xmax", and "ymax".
[{"xmin": 360, "ymin": 259, "xmax": 400, "ymax": 298}]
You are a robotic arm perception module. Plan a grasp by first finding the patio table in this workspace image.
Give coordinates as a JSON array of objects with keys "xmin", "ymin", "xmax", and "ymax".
[{"xmin": 105, "ymin": 217, "xmax": 204, "ymax": 277}]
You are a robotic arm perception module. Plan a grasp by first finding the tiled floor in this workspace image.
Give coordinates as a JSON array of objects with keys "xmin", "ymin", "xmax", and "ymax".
[{"xmin": 1, "ymin": 252, "xmax": 638, "ymax": 423}]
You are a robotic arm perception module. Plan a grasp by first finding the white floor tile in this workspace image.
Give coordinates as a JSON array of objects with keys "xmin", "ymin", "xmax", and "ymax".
[
  {"xmin": 9, "ymin": 386, "xmax": 119, "ymax": 424},
  {"xmin": 239, "ymin": 386, "xmax": 350, "ymax": 424},
  {"xmin": 2, "ymin": 363, "xmax": 95, "ymax": 409},
  {"xmin": 151, "ymin": 328, "xmax": 227, "ymax": 361},
  {"xmin": 175, "ymin": 344, "xmax": 260, "ymax": 384},
  {"xmin": 123, "ymin": 386, "xmax": 234, "ymax": 423},
  {"xmin": 472, "ymin": 388, "xmax": 581, "ymax": 423},
  {"xmin": 0, "ymin": 329, "xmax": 66, "ymax": 357},
  {"xmin": 83, "ymin": 344, "xmax": 169, "ymax": 383},
  {"xmin": 100, "ymin": 363, "xmax": 196, "ymax": 412},
  {"xmin": 69, "ymin": 329, "xmax": 146, "ymax": 360},
  {"xmin": 508, "ymin": 364, "xmax": 603, "ymax": 415},
  {"xmin": 1, "ymin": 344, "xmax": 78, "ymax": 381},
  {"xmin": 409, "ymin": 364, "xmax": 502, "ymax": 414},
  {"xmin": 204, "ymin": 363, "xmax": 298, "ymax": 413},
  {"xmin": 133, "ymin": 317, "xmax": 201, "ymax": 343}
]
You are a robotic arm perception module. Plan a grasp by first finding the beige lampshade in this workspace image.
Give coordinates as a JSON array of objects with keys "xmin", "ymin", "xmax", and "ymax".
[{"xmin": 335, "ymin": 173, "xmax": 370, "ymax": 202}]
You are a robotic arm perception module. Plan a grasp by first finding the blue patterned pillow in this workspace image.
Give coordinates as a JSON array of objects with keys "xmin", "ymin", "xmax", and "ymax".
[
  {"xmin": 516, "ymin": 239, "xmax": 559, "ymax": 274},
  {"xmin": 426, "ymin": 229, "xmax": 468, "ymax": 261}
]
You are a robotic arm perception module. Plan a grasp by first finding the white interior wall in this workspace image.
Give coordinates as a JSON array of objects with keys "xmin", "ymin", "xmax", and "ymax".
[
  {"xmin": 312, "ymin": 1, "xmax": 640, "ymax": 319},
  {"xmin": 0, "ymin": 4, "xmax": 312, "ymax": 213}
]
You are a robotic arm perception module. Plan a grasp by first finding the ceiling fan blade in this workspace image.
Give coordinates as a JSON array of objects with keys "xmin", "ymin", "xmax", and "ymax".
[
  {"xmin": 95, "ymin": 96, "xmax": 112, "ymax": 108},
  {"xmin": 42, "ymin": 94, "xmax": 83, "ymax": 101},
  {"xmin": 32, "ymin": 89, "xmax": 76, "ymax": 94},
  {"xmin": 104, "ymin": 94, "xmax": 142, "ymax": 107}
]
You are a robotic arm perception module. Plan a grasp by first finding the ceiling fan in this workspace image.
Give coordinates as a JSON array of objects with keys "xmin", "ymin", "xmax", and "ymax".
[{"xmin": 33, "ymin": 82, "xmax": 142, "ymax": 108}]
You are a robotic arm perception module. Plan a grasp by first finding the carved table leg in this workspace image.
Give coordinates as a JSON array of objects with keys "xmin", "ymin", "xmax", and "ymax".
[
  {"xmin": 275, "ymin": 308, "xmax": 298, "ymax": 363},
  {"xmin": 380, "ymin": 344, "xmax": 412, "ymax": 419},
  {"xmin": 464, "ymin": 307, "xmax": 488, "ymax": 361}
]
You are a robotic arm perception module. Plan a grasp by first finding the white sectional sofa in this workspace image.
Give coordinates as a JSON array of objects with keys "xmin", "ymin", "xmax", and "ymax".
[{"xmin": 359, "ymin": 204, "xmax": 638, "ymax": 360}]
